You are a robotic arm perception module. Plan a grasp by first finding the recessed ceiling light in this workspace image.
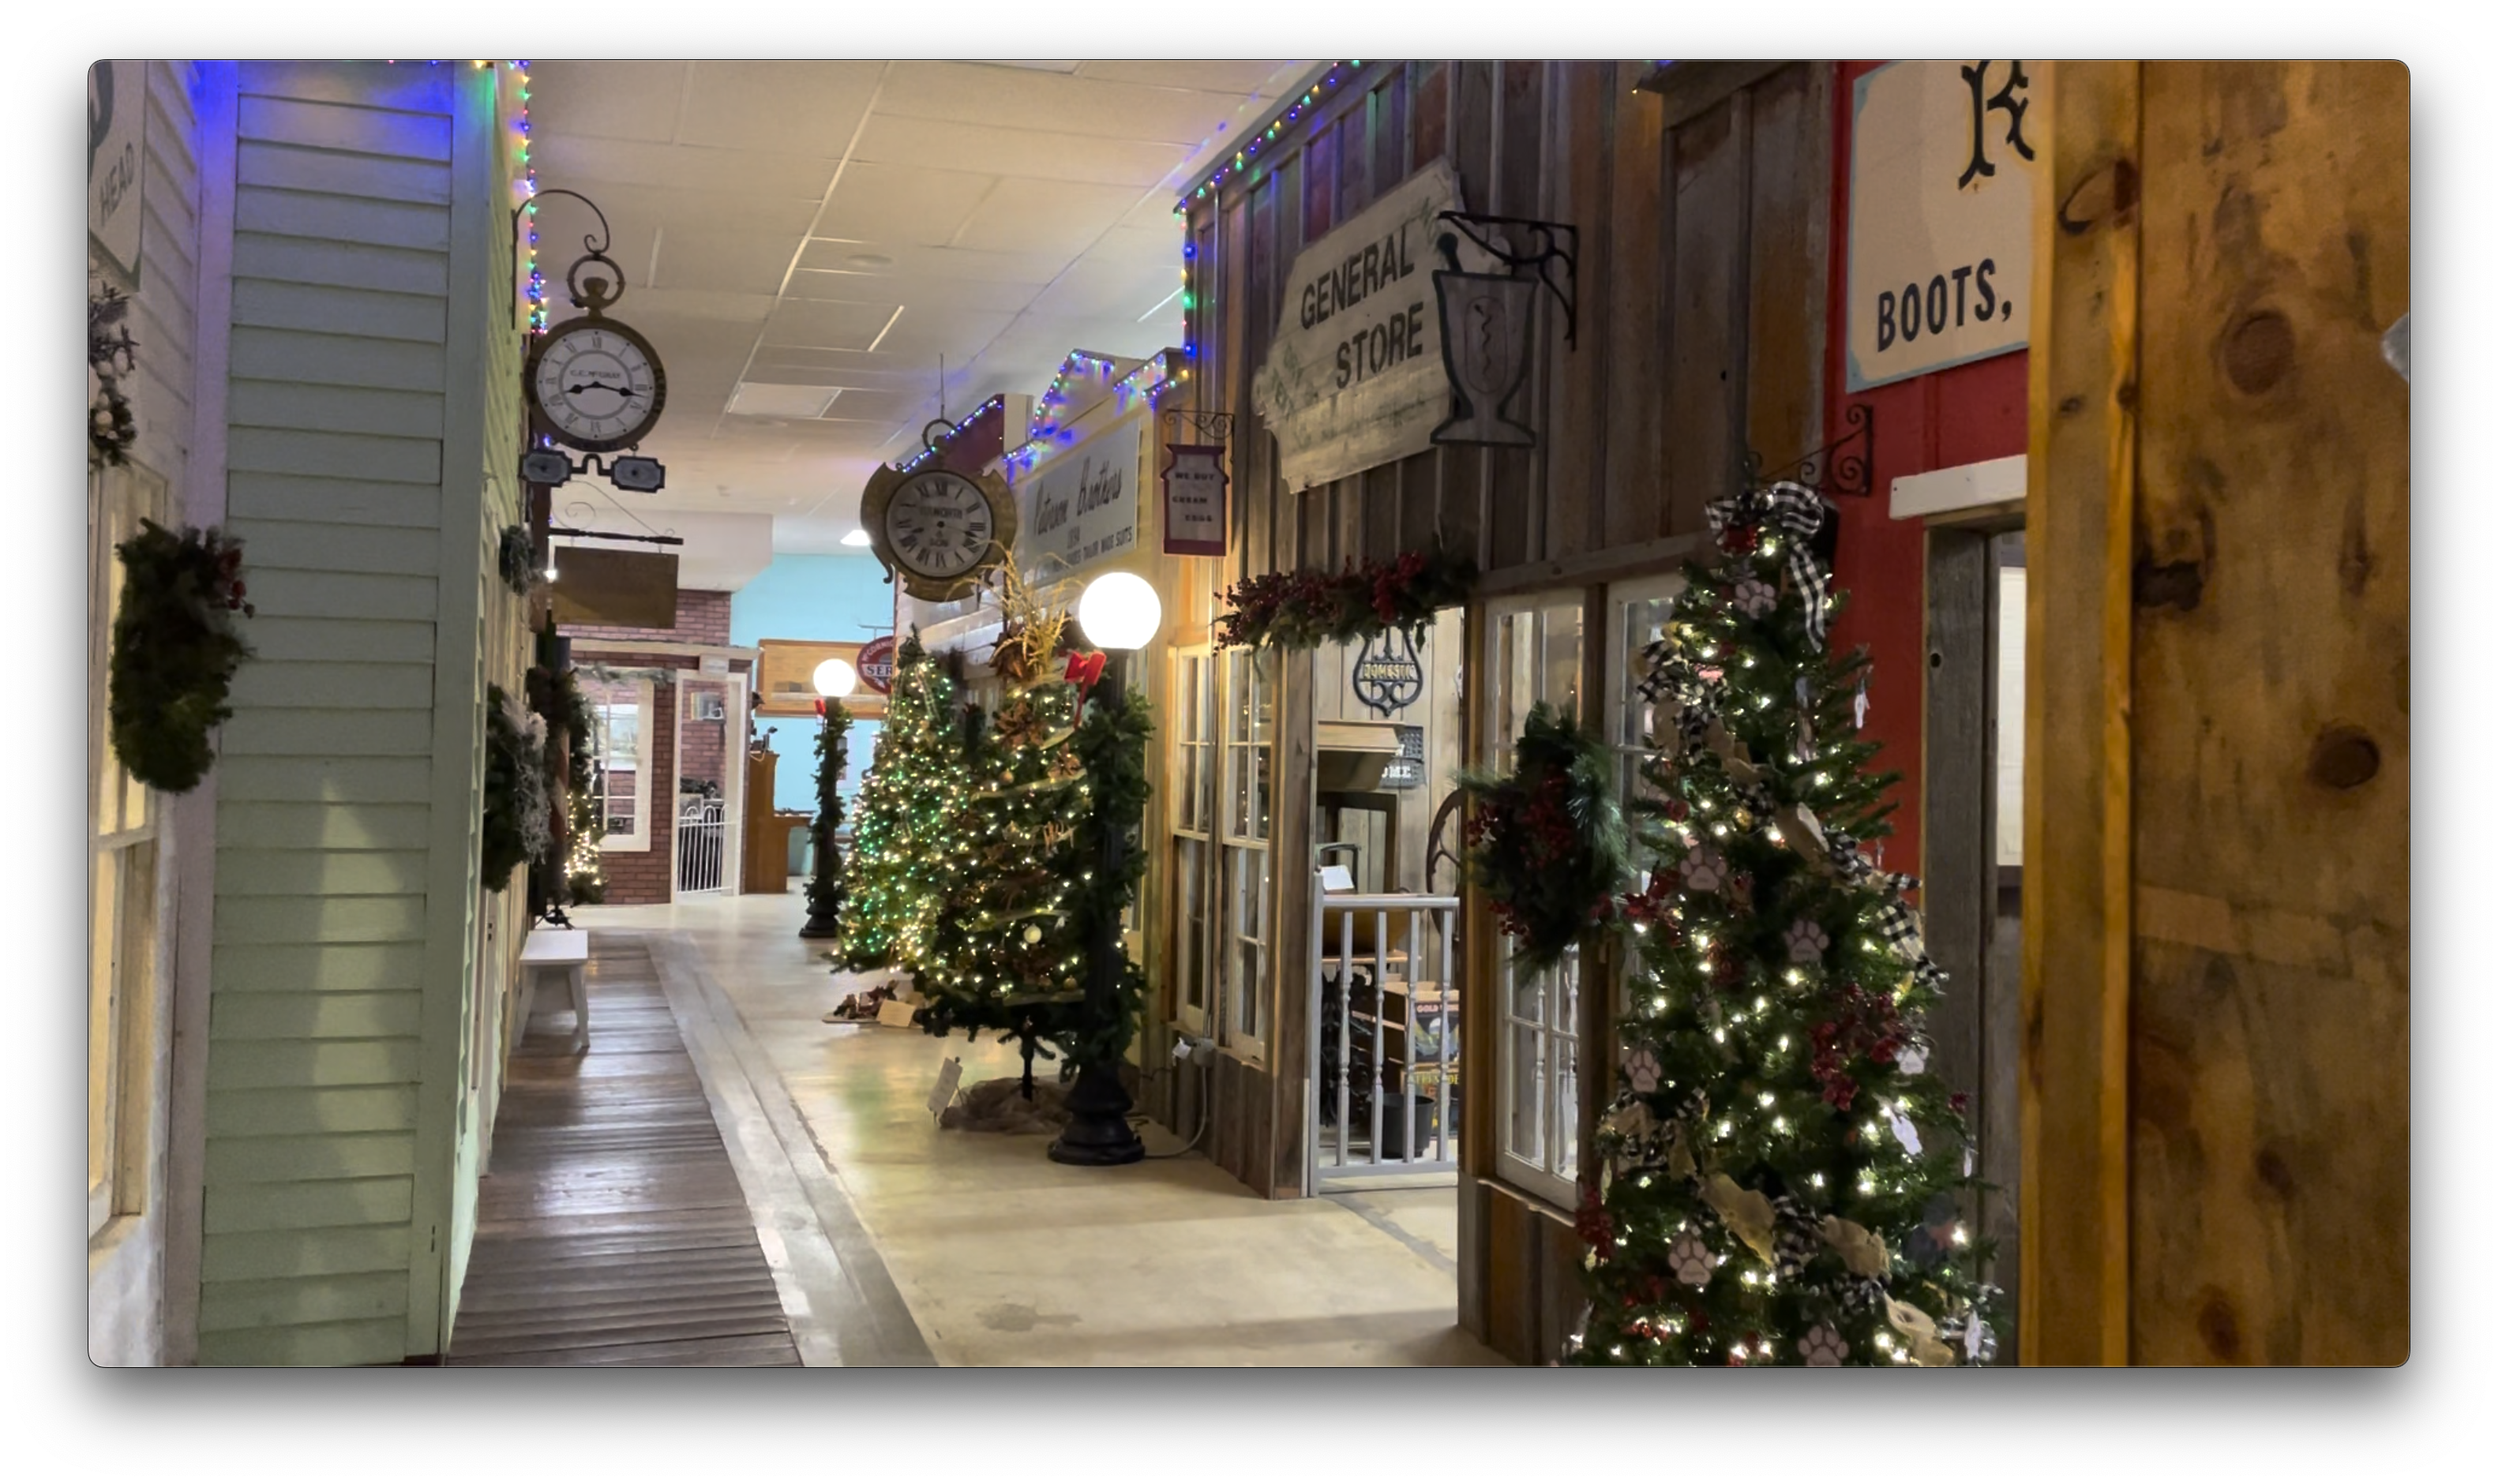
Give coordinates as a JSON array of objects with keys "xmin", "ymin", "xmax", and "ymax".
[
  {"xmin": 842, "ymin": 529, "xmax": 872, "ymax": 547},
  {"xmin": 845, "ymin": 253, "xmax": 894, "ymax": 270}
]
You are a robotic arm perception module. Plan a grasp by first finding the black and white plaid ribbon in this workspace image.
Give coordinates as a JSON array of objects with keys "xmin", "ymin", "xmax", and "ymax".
[{"xmin": 1706, "ymin": 481, "xmax": 1832, "ymax": 652}]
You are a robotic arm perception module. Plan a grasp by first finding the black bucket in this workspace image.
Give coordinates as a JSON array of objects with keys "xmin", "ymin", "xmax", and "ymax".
[{"xmin": 1377, "ymin": 1092, "xmax": 1439, "ymax": 1160}]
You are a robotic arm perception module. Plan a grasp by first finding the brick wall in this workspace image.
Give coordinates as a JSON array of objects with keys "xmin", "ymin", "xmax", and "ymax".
[
  {"xmin": 678, "ymin": 677, "xmax": 729, "ymax": 795},
  {"xmin": 562, "ymin": 587, "xmax": 733, "ymax": 647},
  {"xmin": 597, "ymin": 672, "xmax": 677, "ymax": 906}
]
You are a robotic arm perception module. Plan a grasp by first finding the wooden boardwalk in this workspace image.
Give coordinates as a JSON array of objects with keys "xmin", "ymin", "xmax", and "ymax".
[{"xmin": 445, "ymin": 934, "xmax": 803, "ymax": 1366}]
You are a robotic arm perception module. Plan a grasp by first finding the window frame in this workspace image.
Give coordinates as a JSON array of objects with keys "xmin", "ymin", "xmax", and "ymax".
[
  {"xmin": 1217, "ymin": 646, "xmax": 1275, "ymax": 1057},
  {"xmin": 585, "ymin": 676, "xmax": 655, "ymax": 853},
  {"xmin": 1168, "ymin": 646, "xmax": 1217, "ymax": 1036},
  {"xmin": 88, "ymin": 463, "xmax": 167, "ymax": 1240},
  {"xmin": 1481, "ymin": 590, "xmax": 1588, "ymax": 1211}
]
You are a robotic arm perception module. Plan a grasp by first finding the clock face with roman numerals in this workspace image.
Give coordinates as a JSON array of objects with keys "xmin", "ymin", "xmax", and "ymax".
[
  {"xmin": 888, "ymin": 471, "xmax": 996, "ymax": 578},
  {"xmin": 527, "ymin": 314, "xmax": 667, "ymax": 453},
  {"xmin": 861, "ymin": 463, "xmax": 1017, "ymax": 602}
]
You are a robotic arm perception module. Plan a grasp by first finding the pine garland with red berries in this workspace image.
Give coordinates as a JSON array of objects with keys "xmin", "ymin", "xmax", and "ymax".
[{"xmin": 1214, "ymin": 545, "xmax": 1475, "ymax": 653}]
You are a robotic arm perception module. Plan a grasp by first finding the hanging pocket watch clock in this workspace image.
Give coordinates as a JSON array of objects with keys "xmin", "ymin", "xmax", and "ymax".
[
  {"xmin": 860, "ymin": 421, "xmax": 1018, "ymax": 603},
  {"xmin": 520, "ymin": 192, "xmax": 668, "ymax": 476}
]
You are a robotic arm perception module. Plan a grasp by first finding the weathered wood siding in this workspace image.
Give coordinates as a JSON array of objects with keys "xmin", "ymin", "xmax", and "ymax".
[
  {"xmin": 1179, "ymin": 60, "xmax": 1836, "ymax": 1358},
  {"xmin": 2024, "ymin": 60, "xmax": 2408, "ymax": 1366},
  {"xmin": 199, "ymin": 60, "xmax": 522, "ymax": 1366}
]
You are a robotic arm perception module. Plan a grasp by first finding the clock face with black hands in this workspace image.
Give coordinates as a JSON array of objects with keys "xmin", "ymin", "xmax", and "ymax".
[
  {"xmin": 528, "ymin": 316, "xmax": 666, "ymax": 452},
  {"xmin": 861, "ymin": 463, "xmax": 1018, "ymax": 602}
]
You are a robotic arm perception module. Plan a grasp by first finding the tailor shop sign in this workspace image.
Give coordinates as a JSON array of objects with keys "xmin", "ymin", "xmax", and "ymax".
[
  {"xmin": 1253, "ymin": 159, "xmax": 1486, "ymax": 490},
  {"xmin": 1845, "ymin": 60, "xmax": 2039, "ymax": 391}
]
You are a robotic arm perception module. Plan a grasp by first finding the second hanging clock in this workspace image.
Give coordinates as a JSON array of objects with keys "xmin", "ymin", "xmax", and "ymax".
[{"xmin": 860, "ymin": 463, "xmax": 1017, "ymax": 603}]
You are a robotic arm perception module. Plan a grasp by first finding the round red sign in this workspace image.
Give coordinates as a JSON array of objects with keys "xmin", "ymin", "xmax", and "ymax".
[{"xmin": 857, "ymin": 635, "xmax": 897, "ymax": 695}]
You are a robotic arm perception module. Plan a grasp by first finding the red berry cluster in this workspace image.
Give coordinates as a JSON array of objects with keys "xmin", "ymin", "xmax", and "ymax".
[
  {"xmin": 1809, "ymin": 980, "xmax": 1907, "ymax": 1112},
  {"xmin": 212, "ymin": 539, "xmax": 255, "ymax": 616},
  {"xmin": 1371, "ymin": 548, "xmax": 1428, "ymax": 623},
  {"xmin": 1573, "ymin": 1185, "xmax": 1617, "ymax": 1260},
  {"xmin": 1720, "ymin": 523, "xmax": 1761, "ymax": 556}
]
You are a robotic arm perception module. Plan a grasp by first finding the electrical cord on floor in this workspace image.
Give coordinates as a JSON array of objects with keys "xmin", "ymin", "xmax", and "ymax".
[{"xmin": 1132, "ymin": 1049, "xmax": 1213, "ymax": 1159}]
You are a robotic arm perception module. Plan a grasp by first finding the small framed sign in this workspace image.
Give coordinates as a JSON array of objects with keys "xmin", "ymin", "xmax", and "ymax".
[
  {"xmin": 857, "ymin": 634, "xmax": 897, "ymax": 695},
  {"xmin": 1161, "ymin": 444, "xmax": 1228, "ymax": 556}
]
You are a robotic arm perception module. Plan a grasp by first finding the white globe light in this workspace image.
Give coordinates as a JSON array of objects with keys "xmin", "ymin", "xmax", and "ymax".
[
  {"xmin": 813, "ymin": 658, "xmax": 859, "ymax": 698},
  {"xmin": 1078, "ymin": 571, "xmax": 1162, "ymax": 652}
]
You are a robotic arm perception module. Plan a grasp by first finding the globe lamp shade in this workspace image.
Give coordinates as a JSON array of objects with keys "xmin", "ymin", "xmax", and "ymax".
[
  {"xmin": 1078, "ymin": 571, "xmax": 1163, "ymax": 652},
  {"xmin": 813, "ymin": 658, "xmax": 860, "ymax": 699}
]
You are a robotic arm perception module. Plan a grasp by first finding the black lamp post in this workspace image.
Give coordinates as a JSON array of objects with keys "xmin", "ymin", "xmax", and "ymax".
[{"xmin": 1048, "ymin": 572, "xmax": 1160, "ymax": 1168}]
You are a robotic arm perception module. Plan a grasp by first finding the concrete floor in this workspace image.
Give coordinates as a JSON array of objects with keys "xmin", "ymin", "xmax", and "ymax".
[{"xmin": 568, "ymin": 890, "xmax": 1503, "ymax": 1366}]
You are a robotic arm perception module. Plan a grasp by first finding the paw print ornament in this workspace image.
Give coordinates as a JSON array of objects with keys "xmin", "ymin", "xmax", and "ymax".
[
  {"xmin": 1622, "ymin": 1045, "xmax": 1662, "ymax": 1094},
  {"xmin": 1783, "ymin": 917, "xmax": 1830, "ymax": 965},
  {"xmin": 1667, "ymin": 1229, "xmax": 1720, "ymax": 1287},
  {"xmin": 1682, "ymin": 846, "xmax": 1728, "ymax": 894},
  {"xmin": 1801, "ymin": 1322, "xmax": 1850, "ymax": 1367},
  {"xmin": 1732, "ymin": 575, "xmax": 1778, "ymax": 618}
]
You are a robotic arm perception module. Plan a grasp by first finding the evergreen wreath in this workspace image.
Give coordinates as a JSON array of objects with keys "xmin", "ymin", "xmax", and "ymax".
[
  {"xmin": 107, "ymin": 519, "xmax": 253, "ymax": 795},
  {"xmin": 1215, "ymin": 545, "xmax": 1476, "ymax": 652},
  {"xmin": 89, "ymin": 283, "xmax": 137, "ymax": 470},
  {"xmin": 482, "ymin": 683, "xmax": 551, "ymax": 891},
  {"xmin": 1457, "ymin": 702, "xmax": 1630, "ymax": 975},
  {"xmin": 497, "ymin": 524, "xmax": 538, "ymax": 596}
]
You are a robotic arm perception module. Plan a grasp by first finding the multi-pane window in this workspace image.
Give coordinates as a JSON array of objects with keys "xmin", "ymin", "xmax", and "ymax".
[
  {"xmin": 1220, "ymin": 647, "xmax": 1274, "ymax": 1049},
  {"xmin": 1484, "ymin": 594, "xmax": 1585, "ymax": 1210},
  {"xmin": 1606, "ymin": 575, "xmax": 1689, "ymax": 1008},
  {"xmin": 1171, "ymin": 650, "xmax": 1215, "ymax": 1029},
  {"xmin": 584, "ymin": 678, "xmax": 652, "ymax": 851},
  {"xmin": 88, "ymin": 465, "xmax": 165, "ymax": 1239}
]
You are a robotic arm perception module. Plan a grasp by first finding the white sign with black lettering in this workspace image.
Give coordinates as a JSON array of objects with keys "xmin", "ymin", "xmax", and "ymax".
[
  {"xmin": 88, "ymin": 61, "xmax": 144, "ymax": 283},
  {"xmin": 1845, "ymin": 60, "xmax": 2039, "ymax": 391},
  {"xmin": 1015, "ymin": 415, "xmax": 1142, "ymax": 582},
  {"xmin": 1252, "ymin": 159, "xmax": 1491, "ymax": 490}
]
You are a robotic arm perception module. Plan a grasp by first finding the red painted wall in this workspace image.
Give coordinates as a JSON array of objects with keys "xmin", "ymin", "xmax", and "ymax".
[{"xmin": 1821, "ymin": 59, "xmax": 2029, "ymax": 883}]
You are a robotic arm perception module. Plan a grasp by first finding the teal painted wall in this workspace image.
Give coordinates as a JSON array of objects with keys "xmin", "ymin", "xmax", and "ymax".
[{"xmin": 729, "ymin": 554, "xmax": 892, "ymax": 813}]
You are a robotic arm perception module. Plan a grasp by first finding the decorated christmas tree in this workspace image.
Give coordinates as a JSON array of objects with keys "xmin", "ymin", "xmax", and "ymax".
[
  {"xmin": 1571, "ymin": 481, "xmax": 1997, "ymax": 1367},
  {"xmin": 913, "ymin": 568, "xmax": 1093, "ymax": 1071},
  {"xmin": 840, "ymin": 632, "xmax": 966, "ymax": 973}
]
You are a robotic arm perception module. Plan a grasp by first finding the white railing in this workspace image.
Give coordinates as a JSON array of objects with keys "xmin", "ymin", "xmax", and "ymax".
[
  {"xmin": 676, "ymin": 796, "xmax": 726, "ymax": 895},
  {"xmin": 1307, "ymin": 887, "xmax": 1462, "ymax": 1188}
]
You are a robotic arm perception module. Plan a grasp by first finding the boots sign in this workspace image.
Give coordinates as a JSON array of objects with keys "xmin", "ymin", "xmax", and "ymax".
[
  {"xmin": 1252, "ymin": 159, "xmax": 1493, "ymax": 490},
  {"xmin": 1844, "ymin": 60, "xmax": 2040, "ymax": 391}
]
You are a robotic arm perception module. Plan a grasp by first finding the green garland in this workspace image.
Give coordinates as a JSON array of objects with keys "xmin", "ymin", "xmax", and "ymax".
[
  {"xmin": 805, "ymin": 703, "xmax": 852, "ymax": 934},
  {"xmin": 1457, "ymin": 702, "xmax": 1629, "ymax": 975},
  {"xmin": 107, "ymin": 519, "xmax": 253, "ymax": 795},
  {"xmin": 482, "ymin": 684, "xmax": 550, "ymax": 892},
  {"xmin": 1053, "ymin": 684, "xmax": 1155, "ymax": 1074},
  {"xmin": 1215, "ymin": 545, "xmax": 1476, "ymax": 652},
  {"xmin": 90, "ymin": 284, "xmax": 137, "ymax": 471}
]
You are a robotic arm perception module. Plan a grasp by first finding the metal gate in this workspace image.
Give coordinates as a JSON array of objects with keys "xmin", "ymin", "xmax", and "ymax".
[
  {"xmin": 676, "ymin": 795, "xmax": 726, "ymax": 895},
  {"xmin": 1307, "ymin": 887, "xmax": 1461, "ymax": 1189}
]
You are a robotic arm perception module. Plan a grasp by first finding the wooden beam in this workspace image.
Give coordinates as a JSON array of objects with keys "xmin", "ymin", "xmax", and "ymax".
[
  {"xmin": 1633, "ymin": 60, "xmax": 1792, "ymax": 129},
  {"xmin": 2020, "ymin": 59, "xmax": 2140, "ymax": 1367}
]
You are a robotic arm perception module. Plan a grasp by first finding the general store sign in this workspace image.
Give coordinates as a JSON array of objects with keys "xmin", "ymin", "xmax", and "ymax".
[
  {"xmin": 88, "ymin": 61, "xmax": 144, "ymax": 283},
  {"xmin": 1015, "ymin": 414, "xmax": 1141, "ymax": 582},
  {"xmin": 1845, "ymin": 60, "xmax": 2039, "ymax": 391},
  {"xmin": 1253, "ymin": 159, "xmax": 1483, "ymax": 490}
]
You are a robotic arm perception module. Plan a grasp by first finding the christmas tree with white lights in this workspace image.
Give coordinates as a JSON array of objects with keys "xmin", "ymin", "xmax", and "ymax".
[
  {"xmin": 1573, "ymin": 482, "xmax": 1997, "ymax": 1368},
  {"xmin": 840, "ymin": 633, "xmax": 966, "ymax": 974}
]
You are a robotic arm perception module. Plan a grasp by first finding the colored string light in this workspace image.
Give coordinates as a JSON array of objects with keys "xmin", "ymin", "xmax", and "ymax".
[{"xmin": 1176, "ymin": 60, "xmax": 1361, "ymax": 213}]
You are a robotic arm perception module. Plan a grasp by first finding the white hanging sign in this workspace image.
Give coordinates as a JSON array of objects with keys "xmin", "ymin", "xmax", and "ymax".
[
  {"xmin": 1015, "ymin": 415, "xmax": 1142, "ymax": 582},
  {"xmin": 88, "ymin": 61, "xmax": 145, "ymax": 283},
  {"xmin": 1161, "ymin": 444, "xmax": 1228, "ymax": 556},
  {"xmin": 1845, "ymin": 60, "xmax": 2039, "ymax": 391}
]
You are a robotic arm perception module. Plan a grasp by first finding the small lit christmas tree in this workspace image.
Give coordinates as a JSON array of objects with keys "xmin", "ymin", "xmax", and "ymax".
[
  {"xmin": 841, "ymin": 632, "xmax": 966, "ymax": 973},
  {"xmin": 1573, "ymin": 481, "xmax": 1997, "ymax": 1368}
]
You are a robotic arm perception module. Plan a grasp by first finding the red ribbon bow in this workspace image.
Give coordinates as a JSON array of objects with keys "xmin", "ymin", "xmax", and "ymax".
[{"xmin": 1064, "ymin": 650, "xmax": 1107, "ymax": 721}]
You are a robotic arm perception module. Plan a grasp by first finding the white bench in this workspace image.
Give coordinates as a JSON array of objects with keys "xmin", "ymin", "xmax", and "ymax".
[{"xmin": 518, "ymin": 928, "xmax": 591, "ymax": 1054}]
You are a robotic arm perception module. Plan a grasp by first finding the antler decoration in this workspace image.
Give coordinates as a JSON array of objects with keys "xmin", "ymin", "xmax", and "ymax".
[{"xmin": 984, "ymin": 552, "xmax": 1071, "ymax": 688}]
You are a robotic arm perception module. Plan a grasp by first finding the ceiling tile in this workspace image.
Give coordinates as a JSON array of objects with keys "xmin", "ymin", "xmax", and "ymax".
[
  {"xmin": 760, "ymin": 298, "xmax": 906, "ymax": 351},
  {"xmin": 527, "ymin": 62, "xmax": 691, "ymax": 144},
  {"xmin": 794, "ymin": 239, "xmax": 1064, "ymax": 285},
  {"xmin": 540, "ymin": 181, "xmax": 823, "ymax": 244},
  {"xmin": 649, "ymin": 227, "xmax": 800, "ymax": 296},
  {"xmin": 728, "ymin": 383, "xmax": 842, "ymax": 418},
  {"xmin": 786, "ymin": 268, "xmax": 1037, "ymax": 314},
  {"xmin": 851, "ymin": 114, "xmax": 1191, "ymax": 189},
  {"xmin": 950, "ymin": 177, "xmax": 1143, "ymax": 257},
  {"xmin": 676, "ymin": 61, "xmax": 887, "ymax": 153},
  {"xmin": 530, "ymin": 135, "xmax": 838, "ymax": 198},
  {"xmin": 816, "ymin": 160, "xmax": 999, "ymax": 247},
  {"xmin": 1076, "ymin": 59, "xmax": 1314, "ymax": 96},
  {"xmin": 877, "ymin": 62, "xmax": 1288, "ymax": 146}
]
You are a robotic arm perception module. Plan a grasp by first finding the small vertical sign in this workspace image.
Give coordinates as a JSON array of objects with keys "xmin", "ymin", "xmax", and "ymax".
[
  {"xmin": 1161, "ymin": 444, "xmax": 1228, "ymax": 556},
  {"xmin": 88, "ymin": 61, "xmax": 144, "ymax": 284}
]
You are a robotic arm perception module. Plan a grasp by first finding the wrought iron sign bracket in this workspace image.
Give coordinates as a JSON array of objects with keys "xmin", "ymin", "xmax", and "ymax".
[
  {"xmin": 1746, "ymin": 403, "xmax": 1876, "ymax": 500},
  {"xmin": 522, "ymin": 446, "xmax": 667, "ymax": 494},
  {"xmin": 1160, "ymin": 408, "xmax": 1236, "ymax": 445},
  {"xmin": 1435, "ymin": 212, "xmax": 1578, "ymax": 348},
  {"xmin": 511, "ymin": 187, "xmax": 628, "ymax": 329}
]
